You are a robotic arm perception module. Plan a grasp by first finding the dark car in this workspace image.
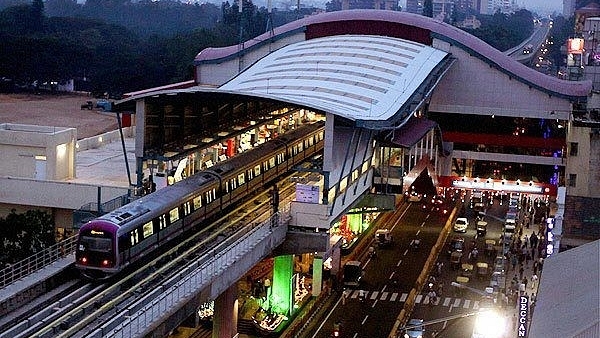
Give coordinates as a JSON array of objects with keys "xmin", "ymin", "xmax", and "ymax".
[{"xmin": 448, "ymin": 236, "xmax": 465, "ymax": 255}]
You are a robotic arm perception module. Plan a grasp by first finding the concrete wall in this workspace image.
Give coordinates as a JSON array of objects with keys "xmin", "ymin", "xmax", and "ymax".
[
  {"xmin": 429, "ymin": 41, "xmax": 573, "ymax": 121},
  {"xmin": 0, "ymin": 124, "xmax": 76, "ymax": 180}
]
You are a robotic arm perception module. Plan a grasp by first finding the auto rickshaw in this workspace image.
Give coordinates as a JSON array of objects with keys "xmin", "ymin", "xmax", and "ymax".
[
  {"xmin": 451, "ymin": 251, "xmax": 463, "ymax": 270},
  {"xmin": 476, "ymin": 262, "xmax": 489, "ymax": 280},
  {"xmin": 476, "ymin": 221, "xmax": 488, "ymax": 237},
  {"xmin": 485, "ymin": 239, "xmax": 496, "ymax": 257}
]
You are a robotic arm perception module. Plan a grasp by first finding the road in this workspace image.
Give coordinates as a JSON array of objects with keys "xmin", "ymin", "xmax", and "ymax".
[
  {"xmin": 310, "ymin": 198, "xmax": 451, "ymax": 338},
  {"xmin": 410, "ymin": 195, "xmax": 511, "ymax": 338}
]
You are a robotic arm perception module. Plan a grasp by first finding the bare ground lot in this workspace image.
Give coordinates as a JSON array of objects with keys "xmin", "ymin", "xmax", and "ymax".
[{"xmin": 0, "ymin": 93, "xmax": 120, "ymax": 139}]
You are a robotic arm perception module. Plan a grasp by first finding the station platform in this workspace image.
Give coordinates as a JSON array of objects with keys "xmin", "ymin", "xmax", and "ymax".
[{"xmin": 0, "ymin": 253, "xmax": 75, "ymax": 306}]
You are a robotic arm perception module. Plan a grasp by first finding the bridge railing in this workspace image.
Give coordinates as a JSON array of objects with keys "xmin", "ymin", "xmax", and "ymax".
[
  {"xmin": 110, "ymin": 212, "xmax": 288, "ymax": 338},
  {"xmin": 0, "ymin": 236, "xmax": 77, "ymax": 289}
]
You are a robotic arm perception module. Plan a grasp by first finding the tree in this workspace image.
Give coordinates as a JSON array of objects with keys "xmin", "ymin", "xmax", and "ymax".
[{"xmin": 0, "ymin": 209, "xmax": 55, "ymax": 265}]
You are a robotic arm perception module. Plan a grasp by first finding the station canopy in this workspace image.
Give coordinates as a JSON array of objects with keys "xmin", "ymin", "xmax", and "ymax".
[{"xmin": 219, "ymin": 34, "xmax": 453, "ymax": 129}]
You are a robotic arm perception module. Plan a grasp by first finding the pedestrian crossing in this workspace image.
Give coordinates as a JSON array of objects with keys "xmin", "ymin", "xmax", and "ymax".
[{"xmin": 346, "ymin": 289, "xmax": 481, "ymax": 310}]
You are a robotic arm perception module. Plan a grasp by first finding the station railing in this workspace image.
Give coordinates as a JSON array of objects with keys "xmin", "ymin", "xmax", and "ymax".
[{"xmin": 0, "ymin": 235, "xmax": 77, "ymax": 289}]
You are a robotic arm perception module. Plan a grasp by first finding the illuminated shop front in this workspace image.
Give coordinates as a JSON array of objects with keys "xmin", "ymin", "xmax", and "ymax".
[{"xmin": 330, "ymin": 211, "xmax": 379, "ymax": 251}]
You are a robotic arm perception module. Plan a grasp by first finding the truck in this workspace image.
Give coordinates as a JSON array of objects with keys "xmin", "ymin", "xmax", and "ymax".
[{"xmin": 342, "ymin": 260, "xmax": 364, "ymax": 288}]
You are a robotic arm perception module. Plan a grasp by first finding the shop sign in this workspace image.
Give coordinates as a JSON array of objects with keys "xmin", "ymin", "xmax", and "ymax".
[{"xmin": 518, "ymin": 295, "xmax": 529, "ymax": 337}]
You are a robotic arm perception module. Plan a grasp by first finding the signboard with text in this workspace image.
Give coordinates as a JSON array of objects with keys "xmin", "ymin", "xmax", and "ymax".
[{"xmin": 518, "ymin": 295, "xmax": 529, "ymax": 337}]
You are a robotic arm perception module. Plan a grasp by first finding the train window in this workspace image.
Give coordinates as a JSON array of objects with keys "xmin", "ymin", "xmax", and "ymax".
[
  {"xmin": 143, "ymin": 221, "xmax": 153, "ymax": 238},
  {"xmin": 297, "ymin": 142, "xmax": 303, "ymax": 152},
  {"xmin": 130, "ymin": 229, "xmax": 139, "ymax": 246},
  {"xmin": 276, "ymin": 152, "xmax": 285, "ymax": 164},
  {"xmin": 247, "ymin": 169, "xmax": 254, "ymax": 181},
  {"xmin": 308, "ymin": 137, "xmax": 314, "ymax": 146},
  {"xmin": 230, "ymin": 178, "xmax": 237, "ymax": 190},
  {"xmin": 206, "ymin": 188, "xmax": 216, "ymax": 203},
  {"xmin": 362, "ymin": 161, "xmax": 369, "ymax": 173},
  {"xmin": 352, "ymin": 169, "xmax": 359, "ymax": 181},
  {"xmin": 184, "ymin": 201, "xmax": 192, "ymax": 215},
  {"xmin": 193, "ymin": 195, "xmax": 202, "ymax": 209},
  {"xmin": 169, "ymin": 207, "xmax": 179, "ymax": 223},
  {"xmin": 159, "ymin": 215, "xmax": 167, "ymax": 230},
  {"xmin": 238, "ymin": 173, "xmax": 245, "ymax": 185},
  {"xmin": 263, "ymin": 161, "xmax": 268, "ymax": 172},
  {"xmin": 340, "ymin": 177, "xmax": 348, "ymax": 192},
  {"xmin": 319, "ymin": 131, "xmax": 324, "ymax": 140},
  {"xmin": 254, "ymin": 165, "xmax": 261, "ymax": 176},
  {"xmin": 224, "ymin": 181, "xmax": 229, "ymax": 193},
  {"xmin": 269, "ymin": 157, "xmax": 275, "ymax": 168}
]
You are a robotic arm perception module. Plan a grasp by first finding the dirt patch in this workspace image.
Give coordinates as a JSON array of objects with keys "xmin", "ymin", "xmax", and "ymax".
[{"xmin": 0, "ymin": 93, "xmax": 120, "ymax": 139}]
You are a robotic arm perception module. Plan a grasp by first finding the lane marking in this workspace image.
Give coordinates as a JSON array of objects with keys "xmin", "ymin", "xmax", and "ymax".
[
  {"xmin": 443, "ymin": 297, "xmax": 451, "ymax": 306},
  {"xmin": 416, "ymin": 230, "xmax": 421, "ymax": 236},
  {"xmin": 415, "ymin": 294, "xmax": 423, "ymax": 303},
  {"xmin": 370, "ymin": 291, "xmax": 379, "ymax": 300},
  {"xmin": 362, "ymin": 315, "xmax": 369, "ymax": 325},
  {"xmin": 399, "ymin": 293, "xmax": 408, "ymax": 302},
  {"xmin": 463, "ymin": 299, "xmax": 471, "ymax": 308},
  {"xmin": 396, "ymin": 259, "xmax": 402, "ymax": 267},
  {"xmin": 403, "ymin": 249, "xmax": 409, "ymax": 256},
  {"xmin": 390, "ymin": 293, "xmax": 398, "ymax": 301},
  {"xmin": 453, "ymin": 298, "xmax": 461, "ymax": 307},
  {"xmin": 372, "ymin": 300, "xmax": 378, "ymax": 308},
  {"xmin": 389, "ymin": 271, "xmax": 396, "ymax": 280}
]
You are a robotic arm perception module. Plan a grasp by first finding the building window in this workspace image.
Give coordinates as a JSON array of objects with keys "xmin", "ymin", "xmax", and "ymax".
[
  {"xmin": 569, "ymin": 142, "xmax": 578, "ymax": 156},
  {"xmin": 569, "ymin": 174, "xmax": 577, "ymax": 187}
]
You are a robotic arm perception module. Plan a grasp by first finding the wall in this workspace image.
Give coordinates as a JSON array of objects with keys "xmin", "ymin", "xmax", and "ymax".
[
  {"xmin": 0, "ymin": 124, "xmax": 76, "ymax": 180},
  {"xmin": 430, "ymin": 44, "xmax": 573, "ymax": 121}
]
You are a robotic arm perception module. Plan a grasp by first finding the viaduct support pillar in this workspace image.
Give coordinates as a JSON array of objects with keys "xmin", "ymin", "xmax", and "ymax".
[{"xmin": 212, "ymin": 284, "xmax": 238, "ymax": 338}]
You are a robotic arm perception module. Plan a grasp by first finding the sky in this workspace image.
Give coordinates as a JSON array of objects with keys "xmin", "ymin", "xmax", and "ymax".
[{"xmin": 519, "ymin": 0, "xmax": 564, "ymax": 14}]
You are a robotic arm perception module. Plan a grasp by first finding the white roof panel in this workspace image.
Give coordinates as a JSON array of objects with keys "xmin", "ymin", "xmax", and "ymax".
[{"xmin": 220, "ymin": 35, "xmax": 448, "ymax": 122}]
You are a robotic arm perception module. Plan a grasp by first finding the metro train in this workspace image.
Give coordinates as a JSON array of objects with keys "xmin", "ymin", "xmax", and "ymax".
[{"xmin": 75, "ymin": 121, "xmax": 325, "ymax": 279}]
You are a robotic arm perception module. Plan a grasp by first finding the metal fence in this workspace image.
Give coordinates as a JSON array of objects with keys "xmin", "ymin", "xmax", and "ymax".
[{"xmin": 0, "ymin": 236, "xmax": 77, "ymax": 289}]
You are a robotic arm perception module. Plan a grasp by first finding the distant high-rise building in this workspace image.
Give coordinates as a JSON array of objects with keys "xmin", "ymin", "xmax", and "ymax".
[{"xmin": 405, "ymin": 0, "xmax": 424, "ymax": 14}]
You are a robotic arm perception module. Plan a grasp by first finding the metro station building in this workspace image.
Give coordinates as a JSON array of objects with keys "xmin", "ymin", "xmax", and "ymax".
[{"xmin": 116, "ymin": 10, "xmax": 599, "ymax": 256}]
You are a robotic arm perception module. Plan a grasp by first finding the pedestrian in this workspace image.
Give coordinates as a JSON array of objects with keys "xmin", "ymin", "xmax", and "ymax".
[
  {"xmin": 523, "ymin": 277, "xmax": 528, "ymax": 289},
  {"xmin": 531, "ymin": 274, "xmax": 538, "ymax": 290},
  {"xmin": 533, "ymin": 261, "xmax": 539, "ymax": 275},
  {"xmin": 525, "ymin": 250, "xmax": 531, "ymax": 266},
  {"xmin": 511, "ymin": 255, "xmax": 518, "ymax": 270},
  {"xmin": 531, "ymin": 246, "xmax": 536, "ymax": 260},
  {"xmin": 519, "ymin": 266, "xmax": 524, "ymax": 279},
  {"xmin": 523, "ymin": 235, "xmax": 529, "ymax": 248},
  {"xmin": 342, "ymin": 289, "xmax": 348, "ymax": 305}
]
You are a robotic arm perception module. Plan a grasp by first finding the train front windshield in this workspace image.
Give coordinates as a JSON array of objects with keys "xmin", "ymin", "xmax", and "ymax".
[
  {"xmin": 77, "ymin": 230, "xmax": 115, "ymax": 268},
  {"xmin": 79, "ymin": 236, "xmax": 112, "ymax": 252}
]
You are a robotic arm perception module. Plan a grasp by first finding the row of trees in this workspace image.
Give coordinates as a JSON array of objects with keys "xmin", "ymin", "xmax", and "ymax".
[{"xmin": 0, "ymin": 0, "xmax": 546, "ymax": 96}]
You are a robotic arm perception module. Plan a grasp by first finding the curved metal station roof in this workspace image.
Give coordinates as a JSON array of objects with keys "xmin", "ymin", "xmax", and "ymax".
[
  {"xmin": 219, "ymin": 34, "xmax": 450, "ymax": 125},
  {"xmin": 196, "ymin": 10, "xmax": 591, "ymax": 99}
]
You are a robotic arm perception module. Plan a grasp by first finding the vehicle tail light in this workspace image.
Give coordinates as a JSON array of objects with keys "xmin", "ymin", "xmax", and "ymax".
[
  {"xmin": 102, "ymin": 259, "xmax": 110, "ymax": 267},
  {"xmin": 81, "ymin": 257, "xmax": 87, "ymax": 264}
]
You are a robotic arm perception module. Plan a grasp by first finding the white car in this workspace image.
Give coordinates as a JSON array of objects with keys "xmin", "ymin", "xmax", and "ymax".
[{"xmin": 453, "ymin": 217, "xmax": 469, "ymax": 232}]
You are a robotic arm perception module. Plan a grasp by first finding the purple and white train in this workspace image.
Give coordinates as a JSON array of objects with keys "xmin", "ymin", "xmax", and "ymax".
[{"xmin": 75, "ymin": 121, "xmax": 324, "ymax": 279}]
